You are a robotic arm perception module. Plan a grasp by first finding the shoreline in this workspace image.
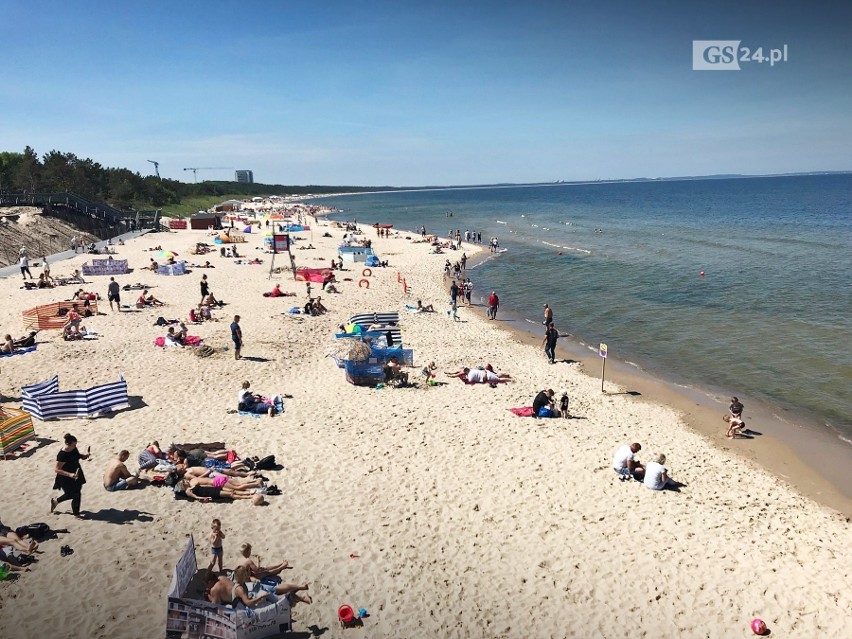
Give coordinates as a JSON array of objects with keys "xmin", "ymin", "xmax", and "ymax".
[{"xmin": 450, "ymin": 243, "xmax": 852, "ymax": 517}]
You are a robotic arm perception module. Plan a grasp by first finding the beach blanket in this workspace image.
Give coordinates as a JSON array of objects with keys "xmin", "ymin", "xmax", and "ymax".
[
  {"xmin": 154, "ymin": 336, "xmax": 203, "ymax": 348},
  {"xmin": 508, "ymin": 406, "xmax": 534, "ymax": 417},
  {"xmin": 0, "ymin": 346, "xmax": 37, "ymax": 358},
  {"xmin": 460, "ymin": 376, "xmax": 511, "ymax": 385}
]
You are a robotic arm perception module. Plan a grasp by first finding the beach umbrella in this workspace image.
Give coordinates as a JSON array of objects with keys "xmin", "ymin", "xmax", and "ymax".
[{"xmin": 156, "ymin": 250, "xmax": 178, "ymax": 260}]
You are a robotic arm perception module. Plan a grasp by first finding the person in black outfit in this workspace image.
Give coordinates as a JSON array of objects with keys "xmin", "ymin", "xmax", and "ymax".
[
  {"xmin": 542, "ymin": 323, "xmax": 559, "ymax": 364},
  {"xmin": 51, "ymin": 433, "xmax": 90, "ymax": 518},
  {"xmin": 200, "ymin": 274, "xmax": 210, "ymax": 304},
  {"xmin": 532, "ymin": 389, "xmax": 555, "ymax": 417}
]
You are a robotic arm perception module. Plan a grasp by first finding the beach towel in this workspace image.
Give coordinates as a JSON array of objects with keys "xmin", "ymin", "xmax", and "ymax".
[
  {"xmin": 508, "ymin": 406, "xmax": 535, "ymax": 417},
  {"xmin": 0, "ymin": 346, "xmax": 37, "ymax": 358}
]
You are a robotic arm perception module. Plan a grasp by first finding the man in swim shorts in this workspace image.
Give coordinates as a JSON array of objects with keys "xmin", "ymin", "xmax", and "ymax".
[
  {"xmin": 103, "ymin": 450, "xmax": 140, "ymax": 491},
  {"xmin": 107, "ymin": 277, "xmax": 121, "ymax": 312}
]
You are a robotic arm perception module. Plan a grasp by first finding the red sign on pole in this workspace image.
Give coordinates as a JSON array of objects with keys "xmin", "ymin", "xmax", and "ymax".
[{"xmin": 273, "ymin": 234, "xmax": 290, "ymax": 253}]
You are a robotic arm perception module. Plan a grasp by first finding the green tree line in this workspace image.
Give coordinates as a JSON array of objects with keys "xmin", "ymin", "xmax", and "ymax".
[{"xmin": 0, "ymin": 147, "xmax": 397, "ymax": 211}]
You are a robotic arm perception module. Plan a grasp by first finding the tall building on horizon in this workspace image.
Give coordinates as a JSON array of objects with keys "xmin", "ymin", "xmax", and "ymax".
[{"xmin": 235, "ymin": 170, "xmax": 254, "ymax": 184}]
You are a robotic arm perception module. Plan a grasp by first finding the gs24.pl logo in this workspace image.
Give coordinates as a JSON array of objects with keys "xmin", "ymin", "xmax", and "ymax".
[{"xmin": 693, "ymin": 40, "xmax": 789, "ymax": 70}]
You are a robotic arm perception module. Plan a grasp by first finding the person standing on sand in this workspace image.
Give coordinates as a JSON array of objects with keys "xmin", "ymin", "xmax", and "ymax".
[
  {"xmin": 107, "ymin": 277, "xmax": 121, "ymax": 312},
  {"xmin": 543, "ymin": 323, "xmax": 559, "ymax": 364},
  {"xmin": 231, "ymin": 315, "xmax": 242, "ymax": 360},
  {"xmin": 208, "ymin": 518, "xmax": 225, "ymax": 572},
  {"xmin": 42, "ymin": 256, "xmax": 53, "ymax": 284},
  {"xmin": 487, "ymin": 291, "xmax": 499, "ymax": 319},
  {"xmin": 543, "ymin": 303, "xmax": 553, "ymax": 326},
  {"xmin": 19, "ymin": 254, "xmax": 33, "ymax": 280},
  {"xmin": 450, "ymin": 280, "xmax": 459, "ymax": 307}
]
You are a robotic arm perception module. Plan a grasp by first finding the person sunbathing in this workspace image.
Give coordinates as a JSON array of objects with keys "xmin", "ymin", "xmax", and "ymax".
[
  {"xmin": 313, "ymin": 296, "xmax": 328, "ymax": 314},
  {"xmin": 203, "ymin": 293, "xmax": 222, "ymax": 307},
  {"xmin": 13, "ymin": 331, "xmax": 38, "ymax": 348},
  {"xmin": 177, "ymin": 478, "xmax": 264, "ymax": 504},
  {"xmin": 236, "ymin": 542, "xmax": 290, "ymax": 578},
  {"xmin": 1, "ymin": 334, "xmax": 14, "ymax": 354},
  {"xmin": 136, "ymin": 290, "xmax": 164, "ymax": 308},
  {"xmin": 72, "ymin": 288, "xmax": 98, "ymax": 301},
  {"xmin": 446, "ymin": 366, "xmax": 511, "ymax": 385},
  {"xmin": 0, "ymin": 520, "xmax": 38, "ymax": 554},
  {"xmin": 267, "ymin": 284, "xmax": 283, "ymax": 297},
  {"xmin": 182, "ymin": 472, "xmax": 263, "ymax": 492},
  {"xmin": 416, "ymin": 300, "xmax": 435, "ymax": 312}
]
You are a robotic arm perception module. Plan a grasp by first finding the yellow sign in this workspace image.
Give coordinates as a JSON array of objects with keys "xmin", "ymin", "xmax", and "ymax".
[{"xmin": 599, "ymin": 343, "xmax": 608, "ymax": 358}]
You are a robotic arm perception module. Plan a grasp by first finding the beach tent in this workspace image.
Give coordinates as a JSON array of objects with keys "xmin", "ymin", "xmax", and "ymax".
[
  {"xmin": 0, "ymin": 407, "xmax": 35, "ymax": 458},
  {"xmin": 22, "ymin": 374, "xmax": 128, "ymax": 420},
  {"xmin": 22, "ymin": 301, "xmax": 100, "ymax": 331},
  {"xmin": 166, "ymin": 536, "xmax": 291, "ymax": 639}
]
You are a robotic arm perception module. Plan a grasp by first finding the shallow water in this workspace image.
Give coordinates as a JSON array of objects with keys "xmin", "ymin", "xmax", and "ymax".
[{"xmin": 319, "ymin": 175, "xmax": 852, "ymax": 442}]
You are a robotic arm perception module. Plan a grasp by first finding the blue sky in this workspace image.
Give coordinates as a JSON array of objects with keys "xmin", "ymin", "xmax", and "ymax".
[{"xmin": 2, "ymin": 0, "xmax": 850, "ymax": 185}]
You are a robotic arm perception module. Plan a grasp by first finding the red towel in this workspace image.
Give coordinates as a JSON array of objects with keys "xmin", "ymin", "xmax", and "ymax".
[{"xmin": 508, "ymin": 406, "xmax": 534, "ymax": 417}]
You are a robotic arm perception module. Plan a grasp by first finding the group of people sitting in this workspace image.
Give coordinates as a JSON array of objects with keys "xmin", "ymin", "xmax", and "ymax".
[
  {"xmin": 303, "ymin": 297, "xmax": 328, "ymax": 316},
  {"xmin": 204, "ymin": 541, "xmax": 313, "ymax": 610},
  {"xmin": 612, "ymin": 442, "xmax": 676, "ymax": 490},
  {"xmin": 237, "ymin": 381, "xmax": 283, "ymax": 417}
]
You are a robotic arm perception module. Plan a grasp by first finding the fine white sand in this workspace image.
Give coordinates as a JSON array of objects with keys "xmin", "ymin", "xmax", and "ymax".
[{"xmin": 0, "ymin": 217, "xmax": 850, "ymax": 638}]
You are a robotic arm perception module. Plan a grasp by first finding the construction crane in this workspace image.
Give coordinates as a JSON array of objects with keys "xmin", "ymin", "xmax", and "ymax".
[
  {"xmin": 182, "ymin": 167, "xmax": 233, "ymax": 183},
  {"xmin": 147, "ymin": 160, "xmax": 160, "ymax": 179}
]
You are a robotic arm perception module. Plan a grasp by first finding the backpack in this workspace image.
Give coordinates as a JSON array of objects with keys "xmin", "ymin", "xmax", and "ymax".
[{"xmin": 155, "ymin": 316, "xmax": 167, "ymax": 326}]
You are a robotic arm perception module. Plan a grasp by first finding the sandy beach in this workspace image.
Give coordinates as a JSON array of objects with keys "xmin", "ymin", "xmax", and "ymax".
[{"xmin": 1, "ymin": 215, "xmax": 850, "ymax": 638}]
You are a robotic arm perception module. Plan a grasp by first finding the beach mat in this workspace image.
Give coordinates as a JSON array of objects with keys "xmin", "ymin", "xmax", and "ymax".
[
  {"xmin": 508, "ymin": 406, "xmax": 534, "ymax": 417},
  {"xmin": 0, "ymin": 345, "xmax": 37, "ymax": 358}
]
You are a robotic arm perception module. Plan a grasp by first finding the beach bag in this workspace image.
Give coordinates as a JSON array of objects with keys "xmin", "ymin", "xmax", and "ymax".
[
  {"xmin": 155, "ymin": 316, "xmax": 167, "ymax": 326},
  {"xmin": 255, "ymin": 455, "xmax": 276, "ymax": 470},
  {"xmin": 17, "ymin": 522, "xmax": 51, "ymax": 541}
]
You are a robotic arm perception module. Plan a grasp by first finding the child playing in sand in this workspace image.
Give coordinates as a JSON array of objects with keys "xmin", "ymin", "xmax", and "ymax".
[
  {"xmin": 208, "ymin": 518, "xmax": 225, "ymax": 572},
  {"xmin": 560, "ymin": 392, "xmax": 570, "ymax": 418}
]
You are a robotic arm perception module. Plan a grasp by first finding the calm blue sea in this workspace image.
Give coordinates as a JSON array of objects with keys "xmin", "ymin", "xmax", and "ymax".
[{"xmin": 317, "ymin": 175, "xmax": 852, "ymax": 442}]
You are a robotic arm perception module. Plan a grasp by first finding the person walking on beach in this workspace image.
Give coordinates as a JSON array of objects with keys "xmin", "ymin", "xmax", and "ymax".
[
  {"xmin": 487, "ymin": 291, "xmax": 499, "ymax": 319},
  {"xmin": 200, "ymin": 274, "xmax": 210, "ymax": 305},
  {"xmin": 231, "ymin": 315, "xmax": 243, "ymax": 360},
  {"xmin": 450, "ymin": 280, "xmax": 459, "ymax": 306},
  {"xmin": 460, "ymin": 253, "xmax": 467, "ymax": 271},
  {"xmin": 543, "ymin": 323, "xmax": 559, "ymax": 364},
  {"xmin": 464, "ymin": 279, "xmax": 473, "ymax": 305},
  {"xmin": 107, "ymin": 277, "xmax": 121, "ymax": 312},
  {"xmin": 51, "ymin": 433, "xmax": 90, "ymax": 518}
]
